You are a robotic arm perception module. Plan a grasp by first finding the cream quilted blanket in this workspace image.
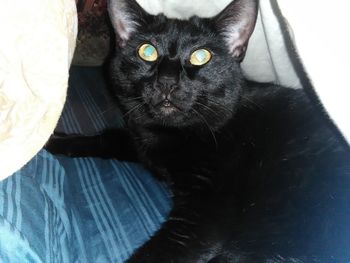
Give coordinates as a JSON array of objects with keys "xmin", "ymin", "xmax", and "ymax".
[
  {"xmin": 0, "ymin": 0, "xmax": 349, "ymax": 180},
  {"xmin": 0, "ymin": 0, "xmax": 77, "ymax": 179}
]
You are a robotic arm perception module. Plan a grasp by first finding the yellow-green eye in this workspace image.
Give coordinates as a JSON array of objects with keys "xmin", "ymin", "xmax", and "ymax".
[
  {"xmin": 138, "ymin": 43, "xmax": 158, "ymax": 62},
  {"xmin": 190, "ymin": 49, "xmax": 212, "ymax": 66}
]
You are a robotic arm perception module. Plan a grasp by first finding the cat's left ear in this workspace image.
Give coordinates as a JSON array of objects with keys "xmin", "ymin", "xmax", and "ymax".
[
  {"xmin": 214, "ymin": 0, "xmax": 259, "ymax": 61},
  {"xmin": 108, "ymin": 0, "xmax": 152, "ymax": 47}
]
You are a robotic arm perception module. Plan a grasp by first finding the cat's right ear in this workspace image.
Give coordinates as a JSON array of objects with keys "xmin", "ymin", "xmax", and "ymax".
[
  {"xmin": 213, "ymin": 0, "xmax": 258, "ymax": 61},
  {"xmin": 108, "ymin": 0, "xmax": 152, "ymax": 47}
]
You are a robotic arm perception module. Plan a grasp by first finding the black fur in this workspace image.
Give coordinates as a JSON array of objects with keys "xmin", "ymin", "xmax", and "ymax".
[{"xmin": 46, "ymin": 0, "xmax": 350, "ymax": 262}]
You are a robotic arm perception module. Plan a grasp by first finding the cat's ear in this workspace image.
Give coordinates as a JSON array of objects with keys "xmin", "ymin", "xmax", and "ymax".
[
  {"xmin": 108, "ymin": 0, "xmax": 152, "ymax": 47},
  {"xmin": 214, "ymin": 0, "xmax": 258, "ymax": 61}
]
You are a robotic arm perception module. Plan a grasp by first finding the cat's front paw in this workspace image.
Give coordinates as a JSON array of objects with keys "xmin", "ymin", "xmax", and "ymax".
[
  {"xmin": 126, "ymin": 253, "xmax": 167, "ymax": 263},
  {"xmin": 126, "ymin": 249, "xmax": 186, "ymax": 263},
  {"xmin": 126, "ymin": 252, "xmax": 176, "ymax": 263},
  {"xmin": 44, "ymin": 133, "xmax": 76, "ymax": 156},
  {"xmin": 126, "ymin": 243, "xmax": 199, "ymax": 263}
]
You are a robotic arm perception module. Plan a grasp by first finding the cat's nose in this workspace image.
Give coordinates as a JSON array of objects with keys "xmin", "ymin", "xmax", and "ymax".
[
  {"xmin": 156, "ymin": 77, "xmax": 178, "ymax": 98},
  {"xmin": 156, "ymin": 57, "xmax": 181, "ymax": 99}
]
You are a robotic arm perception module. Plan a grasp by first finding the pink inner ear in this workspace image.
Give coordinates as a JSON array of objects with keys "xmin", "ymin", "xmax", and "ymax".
[
  {"xmin": 215, "ymin": 0, "xmax": 258, "ymax": 60},
  {"xmin": 225, "ymin": 22, "xmax": 253, "ymax": 59},
  {"xmin": 115, "ymin": 19, "xmax": 130, "ymax": 44},
  {"xmin": 108, "ymin": 0, "xmax": 140, "ymax": 46}
]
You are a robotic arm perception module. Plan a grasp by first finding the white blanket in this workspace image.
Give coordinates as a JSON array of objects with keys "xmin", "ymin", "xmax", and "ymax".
[
  {"xmin": 0, "ymin": 0, "xmax": 349, "ymax": 180},
  {"xmin": 0, "ymin": 0, "xmax": 77, "ymax": 179}
]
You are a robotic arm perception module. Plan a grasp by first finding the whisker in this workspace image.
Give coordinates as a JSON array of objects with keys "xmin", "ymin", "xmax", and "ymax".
[
  {"xmin": 191, "ymin": 173, "xmax": 214, "ymax": 186},
  {"xmin": 240, "ymin": 95, "xmax": 262, "ymax": 109},
  {"xmin": 134, "ymin": 111, "xmax": 147, "ymax": 121},
  {"xmin": 169, "ymin": 230, "xmax": 191, "ymax": 240},
  {"xmin": 191, "ymin": 108, "xmax": 218, "ymax": 149},
  {"xmin": 98, "ymin": 97, "xmax": 143, "ymax": 118},
  {"xmin": 122, "ymin": 102, "xmax": 146, "ymax": 119},
  {"xmin": 205, "ymin": 97, "xmax": 234, "ymax": 114},
  {"xmin": 122, "ymin": 96, "xmax": 143, "ymax": 102},
  {"xmin": 194, "ymin": 101, "xmax": 221, "ymax": 118},
  {"xmin": 167, "ymin": 237, "xmax": 188, "ymax": 248},
  {"xmin": 98, "ymin": 104, "xmax": 119, "ymax": 117},
  {"xmin": 168, "ymin": 217, "xmax": 197, "ymax": 225}
]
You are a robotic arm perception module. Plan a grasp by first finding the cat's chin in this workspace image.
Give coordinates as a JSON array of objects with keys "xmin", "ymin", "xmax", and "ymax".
[
  {"xmin": 153, "ymin": 111, "xmax": 186, "ymax": 127},
  {"xmin": 156, "ymin": 102, "xmax": 175, "ymax": 114},
  {"xmin": 147, "ymin": 101, "xmax": 187, "ymax": 125},
  {"xmin": 132, "ymin": 107, "xmax": 190, "ymax": 128}
]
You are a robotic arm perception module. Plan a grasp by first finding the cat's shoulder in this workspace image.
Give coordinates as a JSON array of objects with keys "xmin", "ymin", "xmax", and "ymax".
[
  {"xmin": 237, "ymin": 81, "xmax": 324, "ymax": 138},
  {"xmin": 240, "ymin": 81, "xmax": 316, "ymax": 120},
  {"xmin": 238, "ymin": 81, "xmax": 349, "ymax": 153},
  {"xmin": 243, "ymin": 81, "xmax": 307, "ymax": 108}
]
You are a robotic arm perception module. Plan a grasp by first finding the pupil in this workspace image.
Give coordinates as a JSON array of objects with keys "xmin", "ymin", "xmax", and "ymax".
[{"xmin": 144, "ymin": 45, "xmax": 154, "ymax": 57}]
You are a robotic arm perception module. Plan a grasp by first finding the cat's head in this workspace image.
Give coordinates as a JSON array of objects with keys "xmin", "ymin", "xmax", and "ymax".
[{"xmin": 108, "ymin": 0, "xmax": 258, "ymax": 129}]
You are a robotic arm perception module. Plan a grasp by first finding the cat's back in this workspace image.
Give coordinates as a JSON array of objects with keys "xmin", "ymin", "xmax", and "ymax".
[
  {"xmin": 222, "ymin": 82, "xmax": 350, "ymax": 262},
  {"xmin": 220, "ymin": 81, "xmax": 350, "ymax": 188},
  {"xmin": 231, "ymin": 80, "xmax": 349, "ymax": 218},
  {"xmin": 231, "ymin": 81, "xmax": 350, "ymax": 184},
  {"xmin": 235, "ymin": 81, "xmax": 348, "ymax": 158}
]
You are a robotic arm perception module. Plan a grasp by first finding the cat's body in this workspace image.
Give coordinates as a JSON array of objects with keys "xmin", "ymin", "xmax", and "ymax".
[{"xmin": 46, "ymin": 0, "xmax": 350, "ymax": 262}]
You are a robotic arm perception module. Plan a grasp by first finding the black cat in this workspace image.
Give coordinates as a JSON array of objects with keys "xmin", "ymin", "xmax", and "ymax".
[{"xmin": 46, "ymin": 0, "xmax": 350, "ymax": 262}]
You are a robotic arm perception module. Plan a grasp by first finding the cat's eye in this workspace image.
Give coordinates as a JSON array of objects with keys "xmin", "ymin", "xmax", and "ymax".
[
  {"xmin": 189, "ymin": 49, "xmax": 212, "ymax": 66},
  {"xmin": 138, "ymin": 43, "xmax": 158, "ymax": 62}
]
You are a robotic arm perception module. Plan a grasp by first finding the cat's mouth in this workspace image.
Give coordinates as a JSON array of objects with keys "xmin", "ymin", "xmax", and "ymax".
[{"xmin": 156, "ymin": 99, "xmax": 180, "ymax": 116}]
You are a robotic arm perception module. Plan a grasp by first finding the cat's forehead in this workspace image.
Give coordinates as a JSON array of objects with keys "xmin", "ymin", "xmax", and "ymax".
[{"xmin": 140, "ymin": 17, "xmax": 217, "ymax": 54}]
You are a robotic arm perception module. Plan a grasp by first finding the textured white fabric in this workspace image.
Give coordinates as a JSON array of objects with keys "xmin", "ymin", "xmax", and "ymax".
[
  {"xmin": 278, "ymin": 1, "xmax": 350, "ymax": 143},
  {"xmin": 0, "ymin": 0, "xmax": 77, "ymax": 179}
]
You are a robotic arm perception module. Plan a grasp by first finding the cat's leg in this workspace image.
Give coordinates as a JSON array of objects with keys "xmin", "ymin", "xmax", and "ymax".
[
  {"xmin": 220, "ymin": 210, "xmax": 335, "ymax": 263},
  {"xmin": 126, "ymin": 193, "xmax": 237, "ymax": 263},
  {"xmin": 45, "ymin": 129, "xmax": 138, "ymax": 161},
  {"xmin": 208, "ymin": 252, "xmax": 308, "ymax": 263}
]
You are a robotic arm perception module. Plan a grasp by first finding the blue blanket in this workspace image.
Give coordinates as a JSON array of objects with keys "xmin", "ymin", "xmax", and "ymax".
[
  {"xmin": 0, "ymin": 151, "xmax": 171, "ymax": 263},
  {"xmin": 0, "ymin": 67, "xmax": 171, "ymax": 262}
]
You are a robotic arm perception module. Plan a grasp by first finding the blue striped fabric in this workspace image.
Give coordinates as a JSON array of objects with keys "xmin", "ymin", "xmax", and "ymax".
[
  {"xmin": 0, "ymin": 67, "xmax": 172, "ymax": 262},
  {"xmin": 55, "ymin": 66, "xmax": 124, "ymax": 135},
  {"xmin": 0, "ymin": 151, "xmax": 171, "ymax": 263}
]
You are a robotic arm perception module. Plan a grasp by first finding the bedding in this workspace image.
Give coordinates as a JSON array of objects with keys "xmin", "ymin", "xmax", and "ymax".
[
  {"xmin": 0, "ymin": 150, "xmax": 171, "ymax": 263},
  {"xmin": 0, "ymin": 0, "xmax": 77, "ymax": 179},
  {"xmin": 0, "ymin": 66, "xmax": 171, "ymax": 262},
  {"xmin": 55, "ymin": 66, "xmax": 124, "ymax": 135}
]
